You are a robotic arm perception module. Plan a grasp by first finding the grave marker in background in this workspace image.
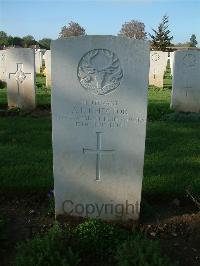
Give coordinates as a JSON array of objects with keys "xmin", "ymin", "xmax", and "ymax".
[
  {"xmin": 6, "ymin": 48, "xmax": 36, "ymax": 110},
  {"xmin": 51, "ymin": 36, "xmax": 149, "ymax": 221},
  {"xmin": 170, "ymin": 52, "xmax": 174, "ymax": 75},
  {"xmin": 0, "ymin": 50, "xmax": 6, "ymax": 81},
  {"xmin": 35, "ymin": 49, "xmax": 42, "ymax": 74},
  {"xmin": 149, "ymin": 51, "xmax": 168, "ymax": 87},
  {"xmin": 171, "ymin": 50, "xmax": 200, "ymax": 113},
  {"xmin": 45, "ymin": 50, "xmax": 51, "ymax": 87}
]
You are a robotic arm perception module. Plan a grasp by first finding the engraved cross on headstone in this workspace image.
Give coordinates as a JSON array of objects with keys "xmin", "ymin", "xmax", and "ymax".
[
  {"xmin": 184, "ymin": 81, "xmax": 192, "ymax": 97},
  {"xmin": 9, "ymin": 63, "xmax": 31, "ymax": 97},
  {"xmin": 153, "ymin": 69, "xmax": 156, "ymax": 79},
  {"xmin": 83, "ymin": 132, "xmax": 114, "ymax": 181},
  {"xmin": 1, "ymin": 53, "xmax": 5, "ymax": 61}
]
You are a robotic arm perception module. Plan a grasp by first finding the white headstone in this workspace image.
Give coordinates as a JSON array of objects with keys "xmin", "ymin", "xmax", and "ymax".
[
  {"xmin": 6, "ymin": 48, "xmax": 36, "ymax": 110},
  {"xmin": 149, "ymin": 51, "xmax": 168, "ymax": 87},
  {"xmin": 170, "ymin": 52, "xmax": 174, "ymax": 75},
  {"xmin": 45, "ymin": 50, "xmax": 51, "ymax": 87},
  {"xmin": 0, "ymin": 50, "xmax": 6, "ymax": 81},
  {"xmin": 171, "ymin": 50, "xmax": 200, "ymax": 113},
  {"xmin": 35, "ymin": 49, "xmax": 42, "ymax": 74},
  {"xmin": 51, "ymin": 36, "xmax": 149, "ymax": 221}
]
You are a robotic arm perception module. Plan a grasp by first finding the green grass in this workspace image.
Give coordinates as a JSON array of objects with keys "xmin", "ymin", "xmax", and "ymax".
[
  {"xmin": 36, "ymin": 74, "xmax": 51, "ymax": 107},
  {"xmin": 163, "ymin": 59, "xmax": 172, "ymax": 90},
  {"xmin": 0, "ymin": 117, "xmax": 53, "ymax": 193},
  {"xmin": 148, "ymin": 88, "xmax": 173, "ymax": 121},
  {"xmin": 0, "ymin": 88, "xmax": 7, "ymax": 107},
  {"xmin": 0, "ymin": 75, "xmax": 199, "ymax": 201},
  {"xmin": 143, "ymin": 121, "xmax": 200, "ymax": 199}
]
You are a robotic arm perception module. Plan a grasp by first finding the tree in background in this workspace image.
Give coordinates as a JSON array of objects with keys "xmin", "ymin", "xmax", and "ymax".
[
  {"xmin": 189, "ymin": 34, "xmax": 198, "ymax": 47},
  {"xmin": 7, "ymin": 35, "xmax": 14, "ymax": 46},
  {"xmin": 59, "ymin": 21, "xmax": 86, "ymax": 38},
  {"xmin": 0, "ymin": 31, "xmax": 25, "ymax": 47},
  {"xmin": 39, "ymin": 38, "xmax": 52, "ymax": 49},
  {"xmin": 0, "ymin": 31, "xmax": 9, "ymax": 46},
  {"xmin": 149, "ymin": 15, "xmax": 173, "ymax": 51},
  {"xmin": 174, "ymin": 42, "xmax": 190, "ymax": 47},
  {"xmin": 12, "ymin": 36, "xmax": 24, "ymax": 47},
  {"xmin": 23, "ymin": 35, "xmax": 36, "ymax": 48},
  {"xmin": 119, "ymin": 20, "xmax": 147, "ymax": 39}
]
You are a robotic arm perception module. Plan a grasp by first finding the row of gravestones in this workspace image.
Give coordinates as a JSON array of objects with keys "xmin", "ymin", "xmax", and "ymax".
[
  {"xmin": 35, "ymin": 48, "xmax": 51, "ymax": 83},
  {"xmin": 150, "ymin": 50, "xmax": 200, "ymax": 112},
  {"xmin": 0, "ymin": 36, "xmax": 200, "ymax": 221},
  {"xmin": 1, "ymin": 44, "xmax": 199, "ymax": 113}
]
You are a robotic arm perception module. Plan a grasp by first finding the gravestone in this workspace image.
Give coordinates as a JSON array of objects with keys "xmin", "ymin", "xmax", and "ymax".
[
  {"xmin": 51, "ymin": 36, "xmax": 149, "ymax": 221},
  {"xmin": 149, "ymin": 51, "xmax": 168, "ymax": 87},
  {"xmin": 35, "ymin": 49, "xmax": 42, "ymax": 73},
  {"xmin": 0, "ymin": 50, "xmax": 6, "ymax": 81},
  {"xmin": 171, "ymin": 50, "xmax": 200, "ymax": 113},
  {"xmin": 6, "ymin": 48, "xmax": 36, "ymax": 110},
  {"xmin": 45, "ymin": 50, "xmax": 51, "ymax": 87},
  {"xmin": 170, "ymin": 52, "xmax": 174, "ymax": 75}
]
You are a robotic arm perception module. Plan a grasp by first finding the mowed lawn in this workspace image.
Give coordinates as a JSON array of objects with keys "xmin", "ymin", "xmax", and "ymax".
[{"xmin": 0, "ymin": 76, "xmax": 200, "ymax": 201}]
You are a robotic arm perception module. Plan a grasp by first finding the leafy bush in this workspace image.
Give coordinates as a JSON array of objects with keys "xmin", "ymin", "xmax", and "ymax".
[
  {"xmin": 116, "ymin": 233, "xmax": 176, "ymax": 266},
  {"xmin": 14, "ymin": 220, "xmax": 175, "ymax": 266},
  {"xmin": 14, "ymin": 222, "xmax": 80, "ymax": 266},
  {"xmin": 73, "ymin": 219, "xmax": 128, "ymax": 261}
]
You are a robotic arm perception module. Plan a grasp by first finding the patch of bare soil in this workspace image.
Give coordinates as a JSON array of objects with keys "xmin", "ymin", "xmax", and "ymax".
[
  {"xmin": 140, "ymin": 205, "xmax": 200, "ymax": 265},
  {"xmin": 0, "ymin": 194, "xmax": 54, "ymax": 266}
]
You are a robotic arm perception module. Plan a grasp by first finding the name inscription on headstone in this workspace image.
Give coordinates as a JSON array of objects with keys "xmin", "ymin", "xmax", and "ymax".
[{"xmin": 54, "ymin": 100, "xmax": 146, "ymax": 128}]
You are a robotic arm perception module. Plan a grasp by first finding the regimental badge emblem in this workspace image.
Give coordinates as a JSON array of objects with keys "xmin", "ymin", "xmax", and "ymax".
[
  {"xmin": 151, "ymin": 52, "xmax": 160, "ymax": 62},
  {"xmin": 77, "ymin": 49, "xmax": 123, "ymax": 95},
  {"xmin": 183, "ymin": 53, "xmax": 196, "ymax": 67}
]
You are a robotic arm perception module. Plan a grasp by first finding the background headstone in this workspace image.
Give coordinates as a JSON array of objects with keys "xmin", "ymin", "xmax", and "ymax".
[
  {"xmin": 170, "ymin": 52, "xmax": 174, "ymax": 75},
  {"xmin": 35, "ymin": 49, "xmax": 42, "ymax": 74},
  {"xmin": 149, "ymin": 51, "xmax": 168, "ymax": 87},
  {"xmin": 171, "ymin": 50, "xmax": 200, "ymax": 113},
  {"xmin": 0, "ymin": 50, "xmax": 6, "ymax": 81},
  {"xmin": 6, "ymin": 48, "xmax": 36, "ymax": 110},
  {"xmin": 40, "ymin": 49, "xmax": 46, "ymax": 67},
  {"xmin": 45, "ymin": 50, "xmax": 51, "ymax": 87},
  {"xmin": 51, "ymin": 36, "xmax": 149, "ymax": 221}
]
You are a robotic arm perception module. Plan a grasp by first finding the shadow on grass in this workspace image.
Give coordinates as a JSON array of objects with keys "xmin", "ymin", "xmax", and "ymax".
[{"xmin": 143, "ymin": 121, "xmax": 200, "ymax": 200}]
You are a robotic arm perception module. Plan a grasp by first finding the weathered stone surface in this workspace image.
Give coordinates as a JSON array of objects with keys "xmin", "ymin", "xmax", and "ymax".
[
  {"xmin": 170, "ymin": 52, "xmax": 174, "ymax": 75},
  {"xmin": 149, "ymin": 51, "xmax": 168, "ymax": 87},
  {"xmin": 171, "ymin": 50, "xmax": 200, "ymax": 113},
  {"xmin": 35, "ymin": 49, "xmax": 42, "ymax": 74},
  {"xmin": 45, "ymin": 50, "xmax": 51, "ymax": 87},
  {"xmin": 6, "ymin": 48, "xmax": 36, "ymax": 110},
  {"xmin": 51, "ymin": 36, "xmax": 149, "ymax": 221},
  {"xmin": 0, "ymin": 50, "xmax": 6, "ymax": 81}
]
